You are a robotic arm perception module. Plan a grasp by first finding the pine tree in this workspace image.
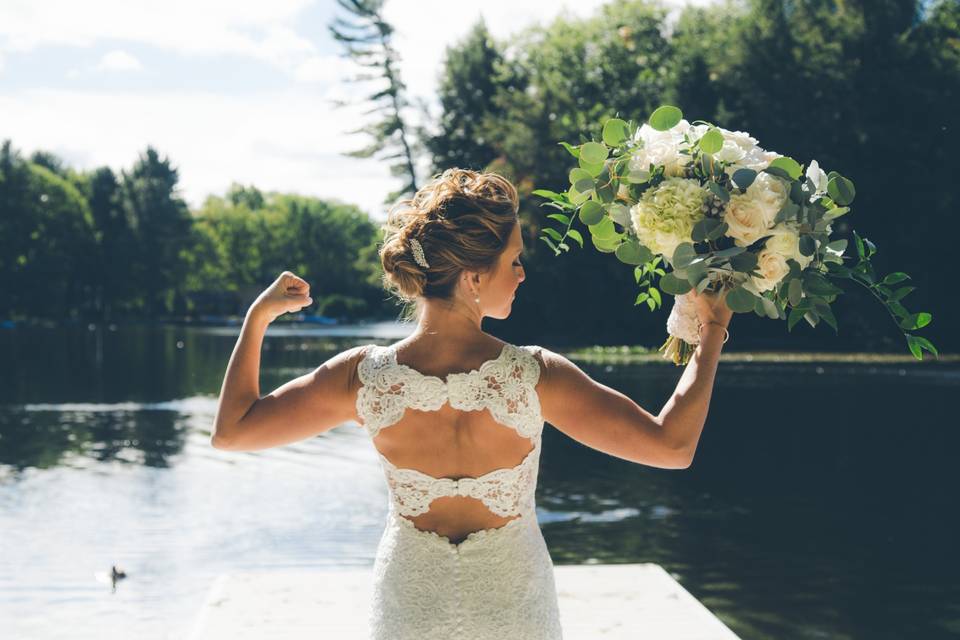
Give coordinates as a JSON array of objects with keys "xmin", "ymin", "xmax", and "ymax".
[{"xmin": 329, "ymin": 0, "xmax": 418, "ymax": 204}]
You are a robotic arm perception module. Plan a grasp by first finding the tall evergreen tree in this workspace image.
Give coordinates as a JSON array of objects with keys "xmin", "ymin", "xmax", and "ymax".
[
  {"xmin": 329, "ymin": 0, "xmax": 418, "ymax": 204},
  {"xmin": 426, "ymin": 19, "xmax": 506, "ymax": 172}
]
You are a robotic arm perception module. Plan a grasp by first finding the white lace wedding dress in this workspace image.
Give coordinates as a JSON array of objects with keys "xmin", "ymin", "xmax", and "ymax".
[{"xmin": 355, "ymin": 342, "xmax": 564, "ymax": 639}]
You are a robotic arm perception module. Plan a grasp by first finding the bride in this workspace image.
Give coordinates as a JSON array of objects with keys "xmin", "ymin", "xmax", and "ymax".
[{"xmin": 211, "ymin": 168, "xmax": 733, "ymax": 639}]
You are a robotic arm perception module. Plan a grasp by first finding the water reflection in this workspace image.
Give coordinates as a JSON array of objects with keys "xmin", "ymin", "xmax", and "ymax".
[{"xmin": 1, "ymin": 323, "xmax": 958, "ymax": 639}]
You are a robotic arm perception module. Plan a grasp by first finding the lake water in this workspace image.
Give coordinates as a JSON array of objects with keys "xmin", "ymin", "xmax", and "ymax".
[{"xmin": 1, "ymin": 322, "xmax": 958, "ymax": 639}]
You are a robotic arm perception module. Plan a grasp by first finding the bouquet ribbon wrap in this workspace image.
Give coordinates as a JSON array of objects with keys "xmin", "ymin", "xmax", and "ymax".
[{"xmin": 660, "ymin": 291, "xmax": 701, "ymax": 364}]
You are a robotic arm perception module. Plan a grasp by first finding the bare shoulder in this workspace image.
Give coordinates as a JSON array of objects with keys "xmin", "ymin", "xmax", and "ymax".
[{"xmin": 522, "ymin": 345, "xmax": 687, "ymax": 469}]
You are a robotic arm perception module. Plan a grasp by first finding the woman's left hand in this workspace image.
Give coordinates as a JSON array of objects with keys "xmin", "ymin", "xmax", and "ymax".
[{"xmin": 249, "ymin": 271, "xmax": 313, "ymax": 323}]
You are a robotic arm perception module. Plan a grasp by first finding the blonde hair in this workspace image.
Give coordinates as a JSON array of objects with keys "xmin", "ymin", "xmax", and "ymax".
[{"xmin": 379, "ymin": 168, "xmax": 519, "ymax": 319}]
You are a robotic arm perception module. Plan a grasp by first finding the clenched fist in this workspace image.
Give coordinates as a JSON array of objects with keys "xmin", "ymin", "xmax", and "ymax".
[{"xmin": 249, "ymin": 271, "xmax": 313, "ymax": 323}]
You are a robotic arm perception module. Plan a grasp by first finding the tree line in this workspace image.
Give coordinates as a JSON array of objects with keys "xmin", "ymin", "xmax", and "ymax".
[
  {"xmin": 1, "ymin": 0, "xmax": 956, "ymax": 351},
  {"xmin": 0, "ymin": 142, "xmax": 387, "ymax": 322}
]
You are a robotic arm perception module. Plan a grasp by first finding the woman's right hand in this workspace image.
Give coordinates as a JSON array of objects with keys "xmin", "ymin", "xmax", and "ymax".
[{"xmin": 689, "ymin": 287, "xmax": 733, "ymax": 329}]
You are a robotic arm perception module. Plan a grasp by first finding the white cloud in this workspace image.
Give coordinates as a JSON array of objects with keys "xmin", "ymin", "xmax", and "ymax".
[
  {"xmin": 96, "ymin": 50, "xmax": 142, "ymax": 72},
  {"xmin": 0, "ymin": 0, "xmax": 319, "ymax": 79},
  {"xmin": 293, "ymin": 54, "xmax": 351, "ymax": 85},
  {"xmin": 0, "ymin": 0, "xmax": 720, "ymax": 213},
  {"xmin": 0, "ymin": 88, "xmax": 395, "ymax": 218}
]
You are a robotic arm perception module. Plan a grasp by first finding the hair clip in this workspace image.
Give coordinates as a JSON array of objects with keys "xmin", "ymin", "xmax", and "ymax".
[{"xmin": 409, "ymin": 237, "xmax": 429, "ymax": 269}]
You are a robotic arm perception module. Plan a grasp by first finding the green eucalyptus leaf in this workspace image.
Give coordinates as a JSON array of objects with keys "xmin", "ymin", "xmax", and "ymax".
[
  {"xmin": 707, "ymin": 221, "xmax": 729, "ymax": 241},
  {"xmin": 568, "ymin": 185, "xmax": 591, "ymax": 206},
  {"xmin": 660, "ymin": 272, "xmax": 693, "ymax": 295},
  {"xmin": 579, "ymin": 156, "xmax": 605, "ymax": 177},
  {"xmin": 764, "ymin": 166, "xmax": 792, "ymax": 181},
  {"xmin": 569, "ymin": 167, "xmax": 593, "ymax": 186},
  {"xmin": 775, "ymin": 202, "xmax": 800, "ymax": 224},
  {"xmin": 602, "ymin": 118, "xmax": 630, "ymax": 146},
  {"xmin": 729, "ymin": 251, "xmax": 758, "ymax": 273},
  {"xmin": 580, "ymin": 142, "xmax": 608, "ymax": 166},
  {"xmin": 574, "ymin": 178, "xmax": 595, "ymax": 193},
  {"xmin": 731, "ymin": 168, "xmax": 757, "ymax": 190},
  {"xmin": 788, "ymin": 278, "xmax": 803, "ymax": 306},
  {"xmin": 649, "ymin": 105, "xmax": 683, "ymax": 131},
  {"xmin": 615, "ymin": 239, "xmax": 653, "ymax": 265},
  {"xmin": 827, "ymin": 175, "xmax": 856, "ymax": 205},
  {"xmin": 546, "ymin": 213, "xmax": 570, "ymax": 225},
  {"xmin": 591, "ymin": 232, "xmax": 619, "ymax": 253},
  {"xmin": 798, "ymin": 235, "xmax": 816, "ymax": 257},
  {"xmin": 699, "ymin": 128, "xmax": 724, "ymax": 154},
  {"xmin": 579, "ymin": 200, "xmax": 604, "ymax": 225},
  {"xmin": 725, "ymin": 286, "xmax": 758, "ymax": 313},
  {"xmin": 686, "ymin": 260, "xmax": 708, "ymax": 286},
  {"xmin": 691, "ymin": 218, "xmax": 718, "ymax": 243},
  {"xmin": 672, "ymin": 242, "xmax": 697, "ymax": 269},
  {"xmin": 713, "ymin": 245, "xmax": 745, "ymax": 259},
  {"xmin": 589, "ymin": 217, "xmax": 617, "ymax": 240},
  {"xmin": 768, "ymin": 156, "xmax": 802, "ymax": 180}
]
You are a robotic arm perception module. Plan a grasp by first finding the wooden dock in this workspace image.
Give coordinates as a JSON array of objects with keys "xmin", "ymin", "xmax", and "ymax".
[{"xmin": 186, "ymin": 563, "xmax": 740, "ymax": 639}]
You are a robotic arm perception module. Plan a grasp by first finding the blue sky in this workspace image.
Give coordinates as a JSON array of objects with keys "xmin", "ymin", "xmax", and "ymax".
[{"xmin": 0, "ymin": 0, "xmax": 707, "ymax": 219}]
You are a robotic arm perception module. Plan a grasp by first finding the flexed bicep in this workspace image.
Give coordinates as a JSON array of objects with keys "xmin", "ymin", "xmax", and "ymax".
[
  {"xmin": 212, "ymin": 345, "xmax": 366, "ymax": 452},
  {"xmin": 535, "ymin": 348, "xmax": 691, "ymax": 469}
]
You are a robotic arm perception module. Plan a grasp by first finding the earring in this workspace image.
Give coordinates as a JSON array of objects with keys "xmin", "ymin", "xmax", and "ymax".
[{"xmin": 475, "ymin": 296, "xmax": 480, "ymax": 304}]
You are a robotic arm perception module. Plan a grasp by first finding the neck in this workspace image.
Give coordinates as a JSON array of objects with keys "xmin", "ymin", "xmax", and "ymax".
[{"xmin": 410, "ymin": 296, "xmax": 484, "ymax": 342}]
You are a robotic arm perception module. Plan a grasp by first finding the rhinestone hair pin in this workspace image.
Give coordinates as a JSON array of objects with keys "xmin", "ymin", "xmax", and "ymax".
[{"xmin": 408, "ymin": 237, "xmax": 429, "ymax": 269}]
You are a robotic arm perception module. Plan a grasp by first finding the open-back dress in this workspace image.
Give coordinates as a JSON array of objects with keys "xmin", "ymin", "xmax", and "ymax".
[{"xmin": 355, "ymin": 341, "xmax": 564, "ymax": 639}]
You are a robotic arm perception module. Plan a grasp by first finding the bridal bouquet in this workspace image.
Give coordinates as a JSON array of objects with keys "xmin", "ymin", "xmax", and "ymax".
[{"xmin": 535, "ymin": 105, "xmax": 937, "ymax": 364}]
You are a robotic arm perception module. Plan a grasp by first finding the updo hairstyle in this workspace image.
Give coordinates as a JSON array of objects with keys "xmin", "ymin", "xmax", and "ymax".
[{"xmin": 379, "ymin": 168, "xmax": 519, "ymax": 312}]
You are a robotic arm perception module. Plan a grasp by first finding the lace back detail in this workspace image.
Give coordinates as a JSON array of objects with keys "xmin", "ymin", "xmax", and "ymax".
[
  {"xmin": 378, "ymin": 435, "xmax": 542, "ymax": 517},
  {"xmin": 356, "ymin": 343, "xmax": 542, "ymax": 439},
  {"xmin": 355, "ymin": 343, "xmax": 545, "ymax": 519}
]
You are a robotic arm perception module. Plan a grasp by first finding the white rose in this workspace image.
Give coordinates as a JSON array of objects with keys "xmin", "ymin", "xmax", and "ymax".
[
  {"xmin": 723, "ymin": 196, "xmax": 771, "ymax": 246},
  {"xmin": 765, "ymin": 225, "xmax": 813, "ymax": 271},
  {"xmin": 749, "ymin": 248, "xmax": 791, "ymax": 293},
  {"xmin": 630, "ymin": 120, "xmax": 692, "ymax": 177},
  {"xmin": 714, "ymin": 128, "xmax": 760, "ymax": 163},
  {"xmin": 722, "ymin": 173, "xmax": 789, "ymax": 246}
]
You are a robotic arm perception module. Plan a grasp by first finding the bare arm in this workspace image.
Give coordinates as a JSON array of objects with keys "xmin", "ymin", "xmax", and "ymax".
[
  {"xmin": 210, "ymin": 307, "xmax": 365, "ymax": 452},
  {"xmin": 537, "ymin": 323, "xmax": 727, "ymax": 469}
]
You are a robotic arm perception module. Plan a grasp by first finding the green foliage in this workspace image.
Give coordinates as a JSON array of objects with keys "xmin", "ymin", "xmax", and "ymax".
[
  {"xmin": 0, "ymin": 140, "xmax": 385, "ymax": 322},
  {"xmin": 426, "ymin": 19, "xmax": 509, "ymax": 173}
]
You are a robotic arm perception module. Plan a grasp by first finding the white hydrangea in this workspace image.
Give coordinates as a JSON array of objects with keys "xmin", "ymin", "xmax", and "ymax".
[{"xmin": 629, "ymin": 177, "xmax": 706, "ymax": 260}]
